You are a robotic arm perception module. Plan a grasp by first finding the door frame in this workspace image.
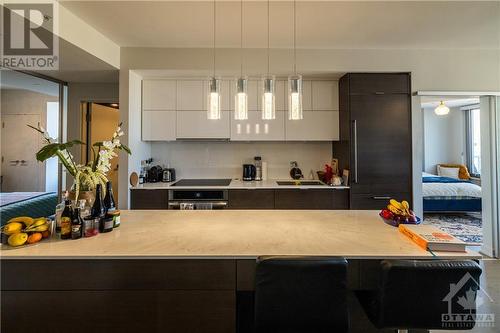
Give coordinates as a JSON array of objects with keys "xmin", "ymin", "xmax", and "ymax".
[{"xmin": 413, "ymin": 91, "xmax": 500, "ymax": 258}]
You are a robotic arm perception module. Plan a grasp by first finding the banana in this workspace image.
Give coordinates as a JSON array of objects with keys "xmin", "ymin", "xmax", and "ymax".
[
  {"xmin": 389, "ymin": 199, "xmax": 404, "ymax": 210},
  {"xmin": 25, "ymin": 219, "xmax": 47, "ymax": 230},
  {"xmin": 29, "ymin": 224, "xmax": 49, "ymax": 232},
  {"xmin": 387, "ymin": 204, "xmax": 404, "ymax": 215},
  {"xmin": 7, "ymin": 216, "xmax": 34, "ymax": 227},
  {"xmin": 401, "ymin": 201, "xmax": 411, "ymax": 216}
]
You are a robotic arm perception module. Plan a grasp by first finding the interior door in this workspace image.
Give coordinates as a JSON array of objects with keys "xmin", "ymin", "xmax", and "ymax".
[
  {"xmin": 87, "ymin": 103, "xmax": 120, "ymax": 203},
  {"xmin": 350, "ymin": 94, "xmax": 411, "ymax": 196},
  {"xmin": 1, "ymin": 114, "xmax": 42, "ymax": 192}
]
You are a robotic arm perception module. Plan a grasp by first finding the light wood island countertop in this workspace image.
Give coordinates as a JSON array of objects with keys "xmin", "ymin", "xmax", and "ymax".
[{"xmin": 1, "ymin": 210, "xmax": 481, "ymax": 259}]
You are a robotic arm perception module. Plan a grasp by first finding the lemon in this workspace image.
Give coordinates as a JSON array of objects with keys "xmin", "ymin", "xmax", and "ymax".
[
  {"xmin": 8, "ymin": 233, "xmax": 28, "ymax": 247},
  {"xmin": 3, "ymin": 222, "xmax": 23, "ymax": 235}
]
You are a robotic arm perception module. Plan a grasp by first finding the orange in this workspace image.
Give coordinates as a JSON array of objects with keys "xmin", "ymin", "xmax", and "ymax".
[
  {"xmin": 27, "ymin": 232, "xmax": 43, "ymax": 244},
  {"xmin": 41, "ymin": 230, "xmax": 50, "ymax": 238}
]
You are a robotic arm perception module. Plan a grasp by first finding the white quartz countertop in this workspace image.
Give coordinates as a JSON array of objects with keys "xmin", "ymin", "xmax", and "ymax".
[
  {"xmin": 131, "ymin": 179, "xmax": 349, "ymax": 190},
  {"xmin": 1, "ymin": 210, "xmax": 480, "ymax": 260}
]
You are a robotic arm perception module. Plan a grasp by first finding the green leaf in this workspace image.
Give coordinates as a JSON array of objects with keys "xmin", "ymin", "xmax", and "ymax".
[
  {"xmin": 35, "ymin": 140, "xmax": 84, "ymax": 162},
  {"xmin": 92, "ymin": 141, "xmax": 103, "ymax": 147},
  {"xmin": 27, "ymin": 124, "xmax": 44, "ymax": 134},
  {"xmin": 119, "ymin": 143, "xmax": 132, "ymax": 155},
  {"xmin": 36, "ymin": 143, "xmax": 60, "ymax": 161}
]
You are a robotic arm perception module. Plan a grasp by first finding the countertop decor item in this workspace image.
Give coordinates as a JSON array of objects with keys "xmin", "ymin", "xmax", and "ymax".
[{"xmin": 29, "ymin": 123, "xmax": 131, "ymax": 202}]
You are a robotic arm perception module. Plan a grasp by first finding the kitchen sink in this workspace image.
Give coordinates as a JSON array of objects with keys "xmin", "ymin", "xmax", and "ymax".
[{"xmin": 276, "ymin": 180, "xmax": 326, "ymax": 186}]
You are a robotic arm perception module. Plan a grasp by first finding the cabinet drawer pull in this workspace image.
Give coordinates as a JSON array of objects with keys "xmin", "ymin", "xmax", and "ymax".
[
  {"xmin": 372, "ymin": 196, "xmax": 391, "ymax": 200},
  {"xmin": 375, "ymin": 91, "xmax": 385, "ymax": 95}
]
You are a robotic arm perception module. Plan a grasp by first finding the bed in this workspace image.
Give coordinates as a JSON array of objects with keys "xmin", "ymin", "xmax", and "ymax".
[
  {"xmin": 422, "ymin": 172, "xmax": 482, "ymax": 212},
  {"xmin": 0, "ymin": 192, "xmax": 58, "ymax": 226}
]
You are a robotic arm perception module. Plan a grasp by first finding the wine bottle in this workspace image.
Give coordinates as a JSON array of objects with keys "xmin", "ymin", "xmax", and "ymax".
[
  {"xmin": 71, "ymin": 208, "xmax": 83, "ymax": 239},
  {"xmin": 60, "ymin": 200, "xmax": 73, "ymax": 240},
  {"xmin": 91, "ymin": 184, "xmax": 106, "ymax": 232},
  {"xmin": 103, "ymin": 181, "xmax": 116, "ymax": 212}
]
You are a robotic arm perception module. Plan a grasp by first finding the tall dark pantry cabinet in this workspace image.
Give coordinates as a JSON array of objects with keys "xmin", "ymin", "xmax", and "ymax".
[{"xmin": 333, "ymin": 73, "xmax": 413, "ymax": 209}]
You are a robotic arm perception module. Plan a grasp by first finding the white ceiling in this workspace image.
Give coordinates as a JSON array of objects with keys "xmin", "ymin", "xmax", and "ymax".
[
  {"xmin": 60, "ymin": 1, "xmax": 499, "ymax": 49},
  {"xmin": 420, "ymin": 97, "xmax": 480, "ymax": 109},
  {"xmin": 39, "ymin": 38, "xmax": 119, "ymax": 83},
  {"xmin": 1, "ymin": 69, "xmax": 61, "ymax": 96}
]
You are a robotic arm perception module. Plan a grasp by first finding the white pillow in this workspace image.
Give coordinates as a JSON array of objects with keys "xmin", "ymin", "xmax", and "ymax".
[{"xmin": 437, "ymin": 166, "xmax": 460, "ymax": 179}]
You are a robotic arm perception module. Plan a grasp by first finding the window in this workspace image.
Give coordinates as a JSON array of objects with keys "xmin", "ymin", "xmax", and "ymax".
[{"xmin": 466, "ymin": 107, "xmax": 481, "ymax": 177}]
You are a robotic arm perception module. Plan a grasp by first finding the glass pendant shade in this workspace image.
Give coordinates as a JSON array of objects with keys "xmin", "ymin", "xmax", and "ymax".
[
  {"xmin": 261, "ymin": 76, "xmax": 276, "ymax": 120},
  {"xmin": 234, "ymin": 77, "xmax": 248, "ymax": 120},
  {"xmin": 288, "ymin": 75, "xmax": 303, "ymax": 120},
  {"xmin": 434, "ymin": 101, "xmax": 450, "ymax": 116},
  {"xmin": 207, "ymin": 77, "xmax": 221, "ymax": 120}
]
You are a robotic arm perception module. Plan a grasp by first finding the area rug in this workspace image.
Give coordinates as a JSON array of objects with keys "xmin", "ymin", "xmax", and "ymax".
[{"xmin": 423, "ymin": 213, "xmax": 482, "ymax": 244}]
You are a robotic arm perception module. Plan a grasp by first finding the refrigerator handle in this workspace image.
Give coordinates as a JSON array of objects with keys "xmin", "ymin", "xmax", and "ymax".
[{"xmin": 352, "ymin": 120, "xmax": 358, "ymax": 184}]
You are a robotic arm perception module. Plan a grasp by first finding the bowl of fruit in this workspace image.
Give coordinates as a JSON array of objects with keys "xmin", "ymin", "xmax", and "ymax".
[
  {"xmin": 1, "ymin": 216, "xmax": 53, "ymax": 248},
  {"xmin": 379, "ymin": 199, "xmax": 421, "ymax": 227}
]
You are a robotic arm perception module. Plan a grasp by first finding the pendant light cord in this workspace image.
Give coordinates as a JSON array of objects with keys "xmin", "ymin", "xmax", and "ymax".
[
  {"xmin": 240, "ymin": 0, "xmax": 243, "ymax": 77},
  {"xmin": 267, "ymin": 0, "xmax": 270, "ymax": 76},
  {"xmin": 213, "ymin": 0, "xmax": 216, "ymax": 77},
  {"xmin": 293, "ymin": 0, "xmax": 297, "ymax": 75}
]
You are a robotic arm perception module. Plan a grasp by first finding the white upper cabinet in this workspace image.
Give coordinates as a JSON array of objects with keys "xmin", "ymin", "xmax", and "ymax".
[
  {"xmin": 247, "ymin": 80, "xmax": 260, "ymax": 111},
  {"xmin": 302, "ymin": 80, "xmax": 313, "ymax": 111},
  {"xmin": 177, "ymin": 111, "xmax": 230, "ymax": 139},
  {"xmin": 275, "ymin": 80, "xmax": 286, "ymax": 111},
  {"xmin": 142, "ymin": 111, "xmax": 176, "ymax": 141},
  {"xmin": 177, "ymin": 80, "xmax": 205, "ymax": 111},
  {"xmin": 312, "ymin": 81, "xmax": 339, "ymax": 110},
  {"xmin": 141, "ymin": 78, "xmax": 339, "ymax": 142},
  {"xmin": 142, "ymin": 80, "xmax": 176, "ymax": 110},
  {"xmin": 285, "ymin": 111, "xmax": 339, "ymax": 141},
  {"xmin": 231, "ymin": 111, "xmax": 285, "ymax": 141}
]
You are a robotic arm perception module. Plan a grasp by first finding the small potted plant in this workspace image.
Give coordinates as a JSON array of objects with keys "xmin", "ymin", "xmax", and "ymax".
[{"xmin": 29, "ymin": 123, "xmax": 131, "ymax": 205}]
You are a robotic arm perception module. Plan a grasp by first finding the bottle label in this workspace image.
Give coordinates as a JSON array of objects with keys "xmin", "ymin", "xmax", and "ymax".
[
  {"xmin": 113, "ymin": 215, "xmax": 120, "ymax": 227},
  {"xmin": 61, "ymin": 217, "xmax": 71, "ymax": 236},
  {"xmin": 71, "ymin": 225, "xmax": 81, "ymax": 238},
  {"xmin": 104, "ymin": 219, "xmax": 114, "ymax": 230}
]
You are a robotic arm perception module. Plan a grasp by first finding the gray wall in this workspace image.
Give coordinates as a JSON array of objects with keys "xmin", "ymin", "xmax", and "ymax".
[{"xmin": 423, "ymin": 106, "xmax": 467, "ymax": 174}]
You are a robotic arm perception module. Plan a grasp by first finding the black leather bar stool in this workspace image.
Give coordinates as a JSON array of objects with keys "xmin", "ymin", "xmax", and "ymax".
[
  {"xmin": 356, "ymin": 259, "xmax": 482, "ymax": 332},
  {"xmin": 254, "ymin": 256, "xmax": 349, "ymax": 333}
]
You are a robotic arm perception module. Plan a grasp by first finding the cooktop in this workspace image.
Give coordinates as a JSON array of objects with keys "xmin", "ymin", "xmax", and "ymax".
[{"xmin": 171, "ymin": 179, "xmax": 232, "ymax": 187}]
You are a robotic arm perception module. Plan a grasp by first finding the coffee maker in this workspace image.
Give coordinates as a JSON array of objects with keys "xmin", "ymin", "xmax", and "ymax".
[{"xmin": 242, "ymin": 164, "xmax": 256, "ymax": 181}]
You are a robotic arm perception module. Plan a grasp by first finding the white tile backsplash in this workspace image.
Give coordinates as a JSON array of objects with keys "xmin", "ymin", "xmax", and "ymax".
[{"xmin": 150, "ymin": 142, "xmax": 333, "ymax": 179}]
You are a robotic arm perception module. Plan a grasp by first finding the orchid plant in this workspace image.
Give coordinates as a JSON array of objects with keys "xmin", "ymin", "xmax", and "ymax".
[{"xmin": 29, "ymin": 123, "xmax": 131, "ymax": 200}]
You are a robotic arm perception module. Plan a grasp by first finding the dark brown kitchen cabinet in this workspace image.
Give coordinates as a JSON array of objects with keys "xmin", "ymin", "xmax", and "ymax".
[
  {"xmin": 274, "ymin": 189, "xmax": 349, "ymax": 210},
  {"xmin": 333, "ymin": 73, "xmax": 412, "ymax": 210},
  {"xmin": 130, "ymin": 189, "xmax": 168, "ymax": 209},
  {"xmin": 228, "ymin": 189, "xmax": 275, "ymax": 209}
]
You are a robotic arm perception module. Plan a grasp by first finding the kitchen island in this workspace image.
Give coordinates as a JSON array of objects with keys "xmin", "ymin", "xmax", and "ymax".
[{"xmin": 1, "ymin": 210, "xmax": 480, "ymax": 332}]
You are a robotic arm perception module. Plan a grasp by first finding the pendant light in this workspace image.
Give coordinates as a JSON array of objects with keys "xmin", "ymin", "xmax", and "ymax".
[
  {"xmin": 288, "ymin": 0, "xmax": 303, "ymax": 120},
  {"xmin": 235, "ymin": 0, "xmax": 248, "ymax": 120},
  {"xmin": 208, "ymin": 0, "xmax": 221, "ymax": 120},
  {"xmin": 434, "ymin": 101, "xmax": 450, "ymax": 116},
  {"xmin": 262, "ymin": 0, "xmax": 275, "ymax": 120}
]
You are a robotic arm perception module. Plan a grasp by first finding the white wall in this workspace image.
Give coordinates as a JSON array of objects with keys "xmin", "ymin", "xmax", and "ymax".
[
  {"xmin": 423, "ymin": 107, "xmax": 467, "ymax": 174},
  {"xmin": 118, "ymin": 70, "xmax": 151, "ymax": 209},
  {"xmin": 150, "ymin": 142, "xmax": 332, "ymax": 180},
  {"xmin": 0, "ymin": 89, "xmax": 58, "ymax": 191}
]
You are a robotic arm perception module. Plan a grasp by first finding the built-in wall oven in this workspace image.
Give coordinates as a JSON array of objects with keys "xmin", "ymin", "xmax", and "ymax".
[
  {"xmin": 168, "ymin": 179, "xmax": 231, "ymax": 210},
  {"xmin": 168, "ymin": 189, "xmax": 228, "ymax": 210}
]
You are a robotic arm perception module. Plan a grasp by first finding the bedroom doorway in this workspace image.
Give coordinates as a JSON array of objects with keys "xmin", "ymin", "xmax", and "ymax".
[
  {"xmin": 420, "ymin": 96, "xmax": 483, "ymax": 245},
  {"xmin": 415, "ymin": 93, "xmax": 500, "ymax": 258}
]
